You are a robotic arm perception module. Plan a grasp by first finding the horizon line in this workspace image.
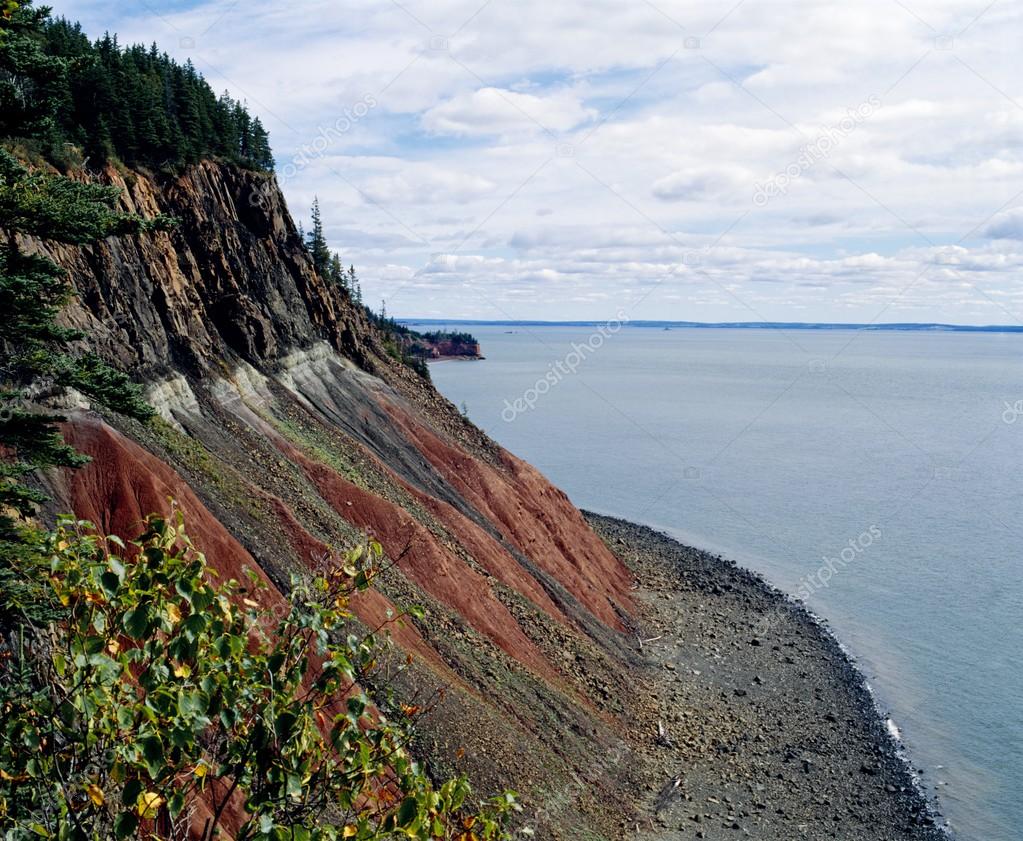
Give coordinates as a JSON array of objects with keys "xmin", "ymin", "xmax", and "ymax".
[{"xmin": 396, "ymin": 318, "xmax": 1023, "ymax": 333}]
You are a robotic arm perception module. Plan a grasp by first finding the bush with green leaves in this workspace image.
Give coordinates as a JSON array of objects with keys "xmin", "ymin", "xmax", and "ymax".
[{"xmin": 0, "ymin": 513, "xmax": 516, "ymax": 840}]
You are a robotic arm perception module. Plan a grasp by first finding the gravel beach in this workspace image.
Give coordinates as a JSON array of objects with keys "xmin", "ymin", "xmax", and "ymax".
[{"xmin": 585, "ymin": 512, "xmax": 950, "ymax": 841}]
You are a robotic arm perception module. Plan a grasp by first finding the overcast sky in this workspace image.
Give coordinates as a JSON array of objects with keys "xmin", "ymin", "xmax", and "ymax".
[{"xmin": 53, "ymin": 0, "xmax": 1023, "ymax": 324}]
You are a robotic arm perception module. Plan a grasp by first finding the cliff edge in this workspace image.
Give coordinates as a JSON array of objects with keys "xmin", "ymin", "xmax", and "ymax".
[{"xmin": 37, "ymin": 159, "xmax": 642, "ymax": 838}]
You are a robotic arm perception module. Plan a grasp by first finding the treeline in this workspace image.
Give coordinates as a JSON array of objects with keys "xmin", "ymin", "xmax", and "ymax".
[
  {"xmin": 1, "ymin": 6, "xmax": 273, "ymax": 171},
  {"xmin": 420, "ymin": 330, "xmax": 476, "ymax": 345}
]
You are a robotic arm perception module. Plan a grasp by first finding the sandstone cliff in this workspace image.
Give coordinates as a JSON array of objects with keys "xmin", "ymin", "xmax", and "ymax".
[{"xmin": 37, "ymin": 159, "xmax": 644, "ymax": 838}]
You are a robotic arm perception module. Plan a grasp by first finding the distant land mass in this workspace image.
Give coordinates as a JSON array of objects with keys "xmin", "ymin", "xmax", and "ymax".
[{"xmin": 399, "ymin": 319, "xmax": 1023, "ymax": 333}]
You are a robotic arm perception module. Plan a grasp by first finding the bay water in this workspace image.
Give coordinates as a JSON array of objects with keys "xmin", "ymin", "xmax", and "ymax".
[{"xmin": 430, "ymin": 324, "xmax": 1022, "ymax": 841}]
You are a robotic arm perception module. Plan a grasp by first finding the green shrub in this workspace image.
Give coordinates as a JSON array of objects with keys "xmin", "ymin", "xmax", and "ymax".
[{"xmin": 0, "ymin": 513, "xmax": 515, "ymax": 840}]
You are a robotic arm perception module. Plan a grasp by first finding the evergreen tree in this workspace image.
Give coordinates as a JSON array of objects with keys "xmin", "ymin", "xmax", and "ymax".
[
  {"xmin": 0, "ymin": 1, "xmax": 170, "ymax": 616},
  {"xmin": 0, "ymin": 2, "xmax": 64, "ymax": 140},
  {"xmin": 1, "ymin": 6, "xmax": 274, "ymax": 171},
  {"xmin": 305, "ymin": 197, "xmax": 331, "ymax": 278},
  {"xmin": 249, "ymin": 115, "xmax": 273, "ymax": 170},
  {"xmin": 350, "ymin": 265, "xmax": 363, "ymax": 305},
  {"xmin": 329, "ymin": 252, "xmax": 346, "ymax": 289}
]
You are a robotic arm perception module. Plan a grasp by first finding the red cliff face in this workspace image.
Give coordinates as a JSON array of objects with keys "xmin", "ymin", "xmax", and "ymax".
[{"xmin": 41, "ymin": 160, "xmax": 640, "ymax": 837}]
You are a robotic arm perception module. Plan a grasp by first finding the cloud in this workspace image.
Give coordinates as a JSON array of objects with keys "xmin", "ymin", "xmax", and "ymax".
[
  {"xmin": 49, "ymin": 0, "xmax": 1023, "ymax": 323},
  {"xmin": 983, "ymin": 208, "xmax": 1023, "ymax": 240},
  {"xmin": 422, "ymin": 87, "xmax": 595, "ymax": 137},
  {"xmin": 362, "ymin": 166, "xmax": 498, "ymax": 204},
  {"xmin": 652, "ymin": 166, "xmax": 750, "ymax": 201}
]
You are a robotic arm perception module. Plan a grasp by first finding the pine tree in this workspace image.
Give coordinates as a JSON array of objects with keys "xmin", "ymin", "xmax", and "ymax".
[
  {"xmin": 349, "ymin": 265, "xmax": 363, "ymax": 305},
  {"xmin": 2, "ymin": 7, "xmax": 273, "ymax": 172},
  {"xmin": 0, "ymin": 2, "xmax": 64, "ymax": 141},
  {"xmin": 329, "ymin": 253, "xmax": 346, "ymax": 289},
  {"xmin": 249, "ymin": 116, "xmax": 273, "ymax": 170},
  {"xmin": 305, "ymin": 197, "xmax": 331, "ymax": 278}
]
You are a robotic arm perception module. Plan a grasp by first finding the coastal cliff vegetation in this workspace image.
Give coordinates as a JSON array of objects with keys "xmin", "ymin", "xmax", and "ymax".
[
  {"xmin": 0, "ymin": 3, "xmax": 512, "ymax": 838},
  {"xmin": 1, "ymin": 3, "xmax": 272, "ymax": 172}
]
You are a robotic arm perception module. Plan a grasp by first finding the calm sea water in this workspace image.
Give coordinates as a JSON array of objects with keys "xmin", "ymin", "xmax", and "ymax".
[{"xmin": 430, "ymin": 325, "xmax": 1022, "ymax": 841}]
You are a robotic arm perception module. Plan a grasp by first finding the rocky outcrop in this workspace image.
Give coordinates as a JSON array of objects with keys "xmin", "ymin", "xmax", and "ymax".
[
  {"xmin": 409, "ymin": 333, "xmax": 484, "ymax": 360},
  {"xmin": 37, "ymin": 159, "xmax": 644, "ymax": 838}
]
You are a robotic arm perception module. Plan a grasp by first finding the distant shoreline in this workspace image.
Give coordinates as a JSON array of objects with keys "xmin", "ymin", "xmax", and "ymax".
[{"xmin": 399, "ymin": 318, "xmax": 1023, "ymax": 334}]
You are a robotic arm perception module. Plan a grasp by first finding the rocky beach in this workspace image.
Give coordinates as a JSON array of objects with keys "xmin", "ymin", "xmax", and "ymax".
[{"xmin": 586, "ymin": 513, "xmax": 949, "ymax": 841}]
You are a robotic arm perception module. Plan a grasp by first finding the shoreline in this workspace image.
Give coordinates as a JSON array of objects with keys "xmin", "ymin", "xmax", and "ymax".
[{"xmin": 584, "ymin": 512, "xmax": 951, "ymax": 840}]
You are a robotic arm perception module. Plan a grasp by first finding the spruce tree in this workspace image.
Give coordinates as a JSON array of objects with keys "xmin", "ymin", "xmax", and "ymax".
[
  {"xmin": 305, "ymin": 197, "xmax": 331, "ymax": 278},
  {"xmin": 0, "ymin": 1, "xmax": 169, "ymax": 612},
  {"xmin": 2, "ymin": 6, "xmax": 274, "ymax": 172},
  {"xmin": 249, "ymin": 116, "xmax": 273, "ymax": 171},
  {"xmin": 329, "ymin": 252, "xmax": 346, "ymax": 289},
  {"xmin": 349, "ymin": 265, "xmax": 363, "ymax": 305}
]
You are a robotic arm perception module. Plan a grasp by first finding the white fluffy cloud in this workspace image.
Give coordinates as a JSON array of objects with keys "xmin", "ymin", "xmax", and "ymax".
[
  {"xmin": 983, "ymin": 208, "xmax": 1023, "ymax": 240},
  {"xmin": 652, "ymin": 166, "xmax": 751, "ymax": 201},
  {"xmin": 422, "ymin": 88, "xmax": 595, "ymax": 137},
  {"xmin": 52, "ymin": 0, "xmax": 1023, "ymax": 324}
]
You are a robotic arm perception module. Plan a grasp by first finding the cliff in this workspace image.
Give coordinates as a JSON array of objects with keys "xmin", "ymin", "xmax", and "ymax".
[
  {"xmin": 27, "ymin": 158, "xmax": 949, "ymax": 841},
  {"xmin": 35, "ymin": 159, "xmax": 644, "ymax": 838}
]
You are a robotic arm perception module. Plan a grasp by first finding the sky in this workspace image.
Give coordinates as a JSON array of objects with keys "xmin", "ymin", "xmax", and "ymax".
[{"xmin": 52, "ymin": 0, "xmax": 1023, "ymax": 324}]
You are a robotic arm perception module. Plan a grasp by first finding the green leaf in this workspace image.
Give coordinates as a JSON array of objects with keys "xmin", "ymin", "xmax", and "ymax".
[
  {"xmin": 114, "ymin": 811, "xmax": 138, "ymax": 839},
  {"xmin": 121, "ymin": 779, "xmax": 143, "ymax": 808},
  {"xmin": 396, "ymin": 796, "xmax": 418, "ymax": 827},
  {"xmin": 100, "ymin": 570, "xmax": 121, "ymax": 596},
  {"xmin": 180, "ymin": 612, "xmax": 206, "ymax": 641},
  {"xmin": 177, "ymin": 689, "xmax": 207, "ymax": 720},
  {"xmin": 123, "ymin": 604, "xmax": 150, "ymax": 639},
  {"xmin": 168, "ymin": 791, "xmax": 186, "ymax": 819},
  {"xmin": 138, "ymin": 735, "xmax": 164, "ymax": 778}
]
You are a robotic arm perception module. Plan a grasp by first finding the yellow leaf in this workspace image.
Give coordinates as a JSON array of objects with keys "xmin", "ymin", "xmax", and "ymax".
[
  {"xmin": 107, "ymin": 639, "xmax": 121, "ymax": 656},
  {"xmin": 136, "ymin": 791, "xmax": 163, "ymax": 820},
  {"xmin": 165, "ymin": 603, "xmax": 182, "ymax": 625},
  {"xmin": 86, "ymin": 783, "xmax": 104, "ymax": 806},
  {"xmin": 193, "ymin": 763, "xmax": 207, "ymax": 778},
  {"xmin": 173, "ymin": 662, "xmax": 192, "ymax": 679},
  {"xmin": 342, "ymin": 826, "xmax": 357, "ymax": 838}
]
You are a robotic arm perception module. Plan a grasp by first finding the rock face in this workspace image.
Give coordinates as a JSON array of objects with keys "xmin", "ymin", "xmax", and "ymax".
[{"xmin": 39, "ymin": 159, "xmax": 641, "ymax": 838}]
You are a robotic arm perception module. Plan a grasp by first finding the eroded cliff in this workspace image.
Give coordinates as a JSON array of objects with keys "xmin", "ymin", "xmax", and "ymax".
[{"xmin": 36, "ymin": 159, "xmax": 647, "ymax": 838}]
